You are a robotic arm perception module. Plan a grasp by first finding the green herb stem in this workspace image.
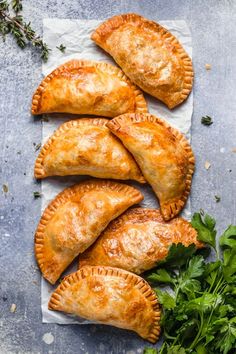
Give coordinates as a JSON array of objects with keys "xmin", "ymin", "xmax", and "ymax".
[
  {"xmin": 0, "ymin": 1, "xmax": 51, "ymax": 60},
  {"xmin": 189, "ymin": 312, "xmax": 204, "ymax": 350}
]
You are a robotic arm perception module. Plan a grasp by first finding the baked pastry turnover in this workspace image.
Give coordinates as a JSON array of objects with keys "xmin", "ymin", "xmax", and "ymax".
[
  {"xmin": 107, "ymin": 113, "xmax": 195, "ymax": 220},
  {"xmin": 92, "ymin": 14, "xmax": 193, "ymax": 108},
  {"xmin": 31, "ymin": 59, "xmax": 147, "ymax": 117},
  {"xmin": 49, "ymin": 266, "xmax": 161, "ymax": 343},
  {"xmin": 35, "ymin": 180, "xmax": 143, "ymax": 284},
  {"xmin": 79, "ymin": 208, "xmax": 203, "ymax": 274},
  {"xmin": 34, "ymin": 118, "xmax": 145, "ymax": 183}
]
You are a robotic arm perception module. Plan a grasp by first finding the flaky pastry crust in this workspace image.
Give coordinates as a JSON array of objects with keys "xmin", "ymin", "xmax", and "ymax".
[
  {"xmin": 35, "ymin": 180, "xmax": 143, "ymax": 284},
  {"xmin": 34, "ymin": 118, "xmax": 145, "ymax": 183},
  {"xmin": 49, "ymin": 266, "xmax": 161, "ymax": 343},
  {"xmin": 107, "ymin": 113, "xmax": 195, "ymax": 220},
  {"xmin": 79, "ymin": 208, "xmax": 203, "ymax": 273},
  {"xmin": 92, "ymin": 13, "xmax": 193, "ymax": 109},
  {"xmin": 31, "ymin": 59, "xmax": 147, "ymax": 117}
]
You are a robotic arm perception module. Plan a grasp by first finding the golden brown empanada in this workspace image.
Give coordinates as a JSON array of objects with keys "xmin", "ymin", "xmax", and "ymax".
[
  {"xmin": 79, "ymin": 208, "xmax": 203, "ymax": 274},
  {"xmin": 49, "ymin": 266, "xmax": 161, "ymax": 343},
  {"xmin": 31, "ymin": 60, "xmax": 147, "ymax": 117},
  {"xmin": 34, "ymin": 118, "xmax": 145, "ymax": 183},
  {"xmin": 107, "ymin": 113, "xmax": 195, "ymax": 220},
  {"xmin": 35, "ymin": 180, "xmax": 143, "ymax": 284},
  {"xmin": 92, "ymin": 14, "xmax": 193, "ymax": 109}
]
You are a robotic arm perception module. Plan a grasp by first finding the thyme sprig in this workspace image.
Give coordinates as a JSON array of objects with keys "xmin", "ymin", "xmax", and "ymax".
[{"xmin": 0, "ymin": 0, "xmax": 50, "ymax": 61}]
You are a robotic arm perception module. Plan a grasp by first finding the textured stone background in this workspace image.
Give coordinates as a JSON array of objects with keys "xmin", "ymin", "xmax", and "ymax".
[{"xmin": 0, "ymin": 0, "xmax": 236, "ymax": 353}]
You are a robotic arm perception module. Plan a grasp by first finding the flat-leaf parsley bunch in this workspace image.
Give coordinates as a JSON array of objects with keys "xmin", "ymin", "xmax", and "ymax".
[{"xmin": 144, "ymin": 211, "xmax": 236, "ymax": 354}]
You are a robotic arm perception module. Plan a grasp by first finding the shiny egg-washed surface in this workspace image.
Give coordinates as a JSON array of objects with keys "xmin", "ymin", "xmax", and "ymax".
[
  {"xmin": 31, "ymin": 60, "xmax": 147, "ymax": 117},
  {"xmin": 107, "ymin": 113, "xmax": 195, "ymax": 220},
  {"xmin": 1, "ymin": 1, "xmax": 235, "ymax": 353},
  {"xmin": 49, "ymin": 266, "xmax": 161, "ymax": 343},
  {"xmin": 34, "ymin": 118, "xmax": 145, "ymax": 183},
  {"xmin": 35, "ymin": 180, "xmax": 143, "ymax": 284},
  {"xmin": 79, "ymin": 208, "xmax": 203, "ymax": 274},
  {"xmin": 92, "ymin": 14, "xmax": 193, "ymax": 108}
]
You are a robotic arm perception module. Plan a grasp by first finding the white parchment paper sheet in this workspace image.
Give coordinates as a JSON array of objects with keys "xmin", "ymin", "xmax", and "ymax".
[{"xmin": 41, "ymin": 19, "xmax": 193, "ymax": 324}]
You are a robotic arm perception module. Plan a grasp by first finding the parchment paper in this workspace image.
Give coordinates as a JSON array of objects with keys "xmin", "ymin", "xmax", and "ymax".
[{"xmin": 41, "ymin": 19, "xmax": 193, "ymax": 324}]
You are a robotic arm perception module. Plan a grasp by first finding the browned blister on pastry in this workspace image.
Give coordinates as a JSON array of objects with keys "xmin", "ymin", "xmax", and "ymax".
[
  {"xmin": 79, "ymin": 208, "xmax": 203, "ymax": 274},
  {"xmin": 107, "ymin": 113, "xmax": 195, "ymax": 220},
  {"xmin": 49, "ymin": 266, "xmax": 161, "ymax": 343},
  {"xmin": 92, "ymin": 14, "xmax": 193, "ymax": 108},
  {"xmin": 34, "ymin": 180, "xmax": 143, "ymax": 284},
  {"xmin": 31, "ymin": 60, "xmax": 147, "ymax": 117},
  {"xmin": 34, "ymin": 118, "xmax": 145, "ymax": 183}
]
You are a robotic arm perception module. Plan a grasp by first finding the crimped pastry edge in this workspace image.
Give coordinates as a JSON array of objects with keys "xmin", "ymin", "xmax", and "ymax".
[
  {"xmin": 34, "ymin": 180, "xmax": 143, "ymax": 284},
  {"xmin": 31, "ymin": 59, "xmax": 148, "ymax": 115},
  {"xmin": 34, "ymin": 117, "xmax": 145, "ymax": 183},
  {"xmin": 48, "ymin": 265, "xmax": 161, "ymax": 343},
  {"xmin": 91, "ymin": 13, "xmax": 194, "ymax": 109},
  {"xmin": 107, "ymin": 113, "xmax": 195, "ymax": 220}
]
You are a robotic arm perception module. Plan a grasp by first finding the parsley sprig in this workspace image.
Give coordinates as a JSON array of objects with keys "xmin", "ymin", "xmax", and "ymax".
[
  {"xmin": 145, "ymin": 212, "xmax": 236, "ymax": 354},
  {"xmin": 0, "ymin": 0, "xmax": 50, "ymax": 61}
]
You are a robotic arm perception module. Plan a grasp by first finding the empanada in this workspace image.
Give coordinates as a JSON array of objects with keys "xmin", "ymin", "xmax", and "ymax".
[
  {"xmin": 49, "ymin": 266, "xmax": 161, "ymax": 343},
  {"xmin": 35, "ymin": 180, "xmax": 143, "ymax": 284},
  {"xmin": 31, "ymin": 60, "xmax": 147, "ymax": 117},
  {"xmin": 34, "ymin": 118, "xmax": 145, "ymax": 183},
  {"xmin": 92, "ymin": 14, "xmax": 193, "ymax": 109},
  {"xmin": 79, "ymin": 208, "xmax": 203, "ymax": 274},
  {"xmin": 107, "ymin": 113, "xmax": 195, "ymax": 220}
]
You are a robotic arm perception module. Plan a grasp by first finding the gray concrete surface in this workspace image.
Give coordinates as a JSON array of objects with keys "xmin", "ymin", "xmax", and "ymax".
[{"xmin": 0, "ymin": 0, "xmax": 236, "ymax": 353}]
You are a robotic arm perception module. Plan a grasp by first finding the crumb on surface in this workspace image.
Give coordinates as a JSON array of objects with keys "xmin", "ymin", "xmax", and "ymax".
[
  {"xmin": 205, "ymin": 63, "xmax": 211, "ymax": 70},
  {"xmin": 204, "ymin": 160, "xmax": 211, "ymax": 170},
  {"xmin": 2, "ymin": 184, "xmax": 8, "ymax": 193},
  {"xmin": 42, "ymin": 332, "xmax": 54, "ymax": 345},
  {"xmin": 10, "ymin": 304, "xmax": 17, "ymax": 313}
]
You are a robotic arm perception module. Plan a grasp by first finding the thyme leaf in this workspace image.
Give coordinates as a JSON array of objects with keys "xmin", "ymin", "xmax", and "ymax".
[
  {"xmin": 201, "ymin": 115, "xmax": 213, "ymax": 126},
  {"xmin": 56, "ymin": 44, "xmax": 66, "ymax": 53},
  {"xmin": 33, "ymin": 191, "xmax": 41, "ymax": 198}
]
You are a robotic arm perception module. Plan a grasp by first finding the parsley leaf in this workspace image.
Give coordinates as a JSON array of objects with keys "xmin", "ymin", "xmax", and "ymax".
[
  {"xmin": 145, "ymin": 212, "xmax": 236, "ymax": 354},
  {"xmin": 185, "ymin": 293, "xmax": 222, "ymax": 314},
  {"xmin": 220, "ymin": 225, "xmax": 236, "ymax": 282},
  {"xmin": 191, "ymin": 212, "xmax": 217, "ymax": 249},
  {"xmin": 147, "ymin": 269, "xmax": 175, "ymax": 285},
  {"xmin": 159, "ymin": 243, "xmax": 196, "ymax": 267},
  {"xmin": 210, "ymin": 317, "xmax": 236, "ymax": 354},
  {"xmin": 143, "ymin": 348, "xmax": 158, "ymax": 354},
  {"xmin": 186, "ymin": 255, "xmax": 205, "ymax": 279},
  {"xmin": 220, "ymin": 225, "xmax": 236, "ymax": 249},
  {"xmin": 167, "ymin": 345, "xmax": 187, "ymax": 354},
  {"xmin": 177, "ymin": 256, "xmax": 205, "ymax": 299},
  {"xmin": 203, "ymin": 260, "xmax": 222, "ymax": 287},
  {"xmin": 155, "ymin": 289, "xmax": 176, "ymax": 310}
]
